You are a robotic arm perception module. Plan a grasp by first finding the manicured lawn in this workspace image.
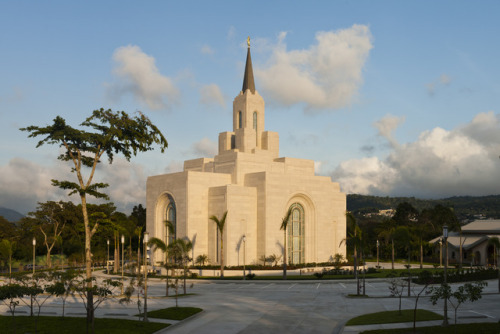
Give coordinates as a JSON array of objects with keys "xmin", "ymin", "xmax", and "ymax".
[
  {"xmin": 360, "ymin": 322, "xmax": 500, "ymax": 334},
  {"xmin": 0, "ymin": 315, "xmax": 168, "ymax": 334},
  {"xmin": 145, "ymin": 306, "xmax": 203, "ymax": 320},
  {"xmin": 346, "ymin": 309, "xmax": 443, "ymax": 326}
]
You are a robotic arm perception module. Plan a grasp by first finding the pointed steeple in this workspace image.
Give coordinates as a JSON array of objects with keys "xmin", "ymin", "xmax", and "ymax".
[{"xmin": 242, "ymin": 37, "xmax": 255, "ymax": 94}]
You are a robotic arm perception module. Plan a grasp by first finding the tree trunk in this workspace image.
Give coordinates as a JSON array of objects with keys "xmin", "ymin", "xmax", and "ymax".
[
  {"xmin": 420, "ymin": 242, "xmax": 423, "ymax": 269},
  {"xmin": 81, "ymin": 195, "xmax": 94, "ymax": 330},
  {"xmin": 391, "ymin": 239, "xmax": 395, "ymax": 270},
  {"xmin": 47, "ymin": 249, "xmax": 52, "ymax": 269},
  {"xmin": 220, "ymin": 233, "xmax": 224, "ymax": 278}
]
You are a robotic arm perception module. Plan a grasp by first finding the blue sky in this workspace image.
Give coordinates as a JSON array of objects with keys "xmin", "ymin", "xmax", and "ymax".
[{"xmin": 2, "ymin": 1, "xmax": 500, "ymax": 214}]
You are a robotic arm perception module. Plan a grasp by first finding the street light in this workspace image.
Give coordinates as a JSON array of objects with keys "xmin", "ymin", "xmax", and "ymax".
[
  {"xmin": 32, "ymin": 237, "xmax": 36, "ymax": 275},
  {"xmin": 439, "ymin": 239, "xmax": 443, "ymax": 268},
  {"xmin": 143, "ymin": 232, "xmax": 149, "ymax": 322},
  {"xmin": 106, "ymin": 239, "xmax": 110, "ymax": 274},
  {"xmin": 121, "ymin": 234, "xmax": 125, "ymax": 295},
  {"xmin": 376, "ymin": 240, "xmax": 380, "ymax": 268},
  {"xmin": 242, "ymin": 235, "xmax": 246, "ymax": 280},
  {"xmin": 442, "ymin": 225, "xmax": 449, "ymax": 327}
]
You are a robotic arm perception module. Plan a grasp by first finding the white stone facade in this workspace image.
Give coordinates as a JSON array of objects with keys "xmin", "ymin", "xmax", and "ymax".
[{"xmin": 146, "ymin": 46, "xmax": 346, "ymax": 266}]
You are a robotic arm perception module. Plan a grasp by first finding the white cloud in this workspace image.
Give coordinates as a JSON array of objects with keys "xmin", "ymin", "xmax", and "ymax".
[
  {"xmin": 373, "ymin": 114, "xmax": 405, "ymax": 148},
  {"xmin": 332, "ymin": 111, "xmax": 500, "ymax": 198},
  {"xmin": 191, "ymin": 137, "xmax": 218, "ymax": 157},
  {"xmin": 256, "ymin": 25, "xmax": 373, "ymax": 112},
  {"xmin": 107, "ymin": 45, "xmax": 179, "ymax": 110},
  {"xmin": 199, "ymin": 84, "xmax": 226, "ymax": 108},
  {"xmin": 0, "ymin": 156, "xmax": 152, "ymax": 215},
  {"xmin": 201, "ymin": 44, "xmax": 214, "ymax": 55}
]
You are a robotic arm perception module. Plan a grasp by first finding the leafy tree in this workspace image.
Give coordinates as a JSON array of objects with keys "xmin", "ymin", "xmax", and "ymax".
[
  {"xmin": 210, "ymin": 211, "xmax": 228, "ymax": 278},
  {"xmin": 394, "ymin": 225, "xmax": 412, "ymax": 296},
  {"xmin": 429, "ymin": 281, "xmax": 487, "ymax": 325},
  {"xmin": 21, "ymin": 108, "xmax": 168, "ymax": 329},
  {"xmin": 388, "ymin": 274, "xmax": 407, "ymax": 315},
  {"xmin": 392, "ymin": 202, "xmax": 419, "ymax": 226},
  {"xmin": 27, "ymin": 201, "xmax": 76, "ymax": 268},
  {"xmin": 377, "ymin": 218, "xmax": 397, "ymax": 269},
  {"xmin": 0, "ymin": 283, "xmax": 27, "ymax": 333},
  {"xmin": 0, "ymin": 216, "xmax": 16, "ymax": 240},
  {"xmin": 0, "ymin": 239, "xmax": 16, "ymax": 282},
  {"xmin": 45, "ymin": 269, "xmax": 78, "ymax": 317}
]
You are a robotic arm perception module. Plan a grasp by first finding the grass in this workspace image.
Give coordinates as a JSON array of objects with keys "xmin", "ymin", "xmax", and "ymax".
[
  {"xmin": 0, "ymin": 315, "xmax": 168, "ymax": 334},
  {"xmin": 144, "ymin": 306, "xmax": 203, "ymax": 320},
  {"xmin": 346, "ymin": 309, "xmax": 443, "ymax": 326},
  {"xmin": 360, "ymin": 322, "xmax": 500, "ymax": 334}
]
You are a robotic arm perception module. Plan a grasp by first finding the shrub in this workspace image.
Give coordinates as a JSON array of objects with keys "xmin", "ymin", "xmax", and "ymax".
[{"xmin": 245, "ymin": 273, "xmax": 256, "ymax": 280}]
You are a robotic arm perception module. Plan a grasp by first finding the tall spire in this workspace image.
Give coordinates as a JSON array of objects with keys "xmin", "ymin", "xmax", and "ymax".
[{"xmin": 242, "ymin": 36, "xmax": 255, "ymax": 94}]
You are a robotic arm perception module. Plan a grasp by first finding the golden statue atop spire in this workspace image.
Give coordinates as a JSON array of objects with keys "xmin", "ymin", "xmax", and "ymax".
[{"xmin": 247, "ymin": 36, "xmax": 250, "ymax": 48}]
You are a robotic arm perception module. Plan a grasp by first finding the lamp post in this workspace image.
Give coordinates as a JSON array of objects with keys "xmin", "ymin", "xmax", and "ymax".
[
  {"xmin": 439, "ymin": 239, "xmax": 443, "ymax": 268},
  {"xmin": 121, "ymin": 234, "xmax": 125, "ymax": 295},
  {"xmin": 442, "ymin": 225, "xmax": 449, "ymax": 327},
  {"xmin": 242, "ymin": 235, "xmax": 246, "ymax": 280},
  {"xmin": 106, "ymin": 239, "xmax": 110, "ymax": 274},
  {"xmin": 143, "ymin": 232, "xmax": 149, "ymax": 322},
  {"xmin": 376, "ymin": 240, "xmax": 380, "ymax": 268},
  {"xmin": 32, "ymin": 237, "xmax": 36, "ymax": 275}
]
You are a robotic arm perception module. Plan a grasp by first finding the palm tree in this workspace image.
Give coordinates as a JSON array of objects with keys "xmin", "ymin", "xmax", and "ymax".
[
  {"xmin": 210, "ymin": 211, "xmax": 228, "ymax": 278},
  {"xmin": 488, "ymin": 237, "xmax": 500, "ymax": 292},
  {"xmin": 195, "ymin": 254, "xmax": 208, "ymax": 266},
  {"xmin": 340, "ymin": 212, "xmax": 363, "ymax": 295},
  {"xmin": 169, "ymin": 238, "xmax": 193, "ymax": 294},
  {"xmin": 0, "ymin": 239, "xmax": 16, "ymax": 282},
  {"xmin": 147, "ymin": 220, "xmax": 175, "ymax": 296},
  {"xmin": 279, "ymin": 208, "xmax": 293, "ymax": 280},
  {"xmin": 377, "ymin": 218, "xmax": 397, "ymax": 269}
]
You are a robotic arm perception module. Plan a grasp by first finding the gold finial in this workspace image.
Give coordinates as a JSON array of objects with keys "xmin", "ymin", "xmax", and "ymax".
[{"xmin": 247, "ymin": 36, "xmax": 250, "ymax": 47}]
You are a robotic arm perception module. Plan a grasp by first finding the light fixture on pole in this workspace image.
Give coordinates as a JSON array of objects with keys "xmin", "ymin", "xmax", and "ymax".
[
  {"xmin": 32, "ymin": 237, "xmax": 36, "ymax": 275},
  {"xmin": 376, "ymin": 239, "xmax": 380, "ymax": 268},
  {"xmin": 121, "ymin": 234, "xmax": 125, "ymax": 295},
  {"xmin": 442, "ymin": 225, "xmax": 449, "ymax": 327},
  {"xmin": 439, "ymin": 239, "xmax": 443, "ymax": 267},
  {"xmin": 106, "ymin": 239, "xmax": 110, "ymax": 274},
  {"xmin": 242, "ymin": 235, "xmax": 246, "ymax": 280},
  {"xmin": 143, "ymin": 231, "xmax": 149, "ymax": 322}
]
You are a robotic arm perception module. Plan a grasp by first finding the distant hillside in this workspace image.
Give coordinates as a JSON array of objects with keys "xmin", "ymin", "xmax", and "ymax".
[
  {"xmin": 0, "ymin": 207, "xmax": 24, "ymax": 222},
  {"xmin": 347, "ymin": 194, "xmax": 500, "ymax": 221}
]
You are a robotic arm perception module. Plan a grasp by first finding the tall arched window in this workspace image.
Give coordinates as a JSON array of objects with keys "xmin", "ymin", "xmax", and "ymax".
[
  {"xmin": 165, "ymin": 195, "xmax": 176, "ymax": 245},
  {"xmin": 238, "ymin": 111, "xmax": 243, "ymax": 129},
  {"xmin": 253, "ymin": 111, "xmax": 257, "ymax": 130},
  {"xmin": 287, "ymin": 203, "xmax": 304, "ymax": 264}
]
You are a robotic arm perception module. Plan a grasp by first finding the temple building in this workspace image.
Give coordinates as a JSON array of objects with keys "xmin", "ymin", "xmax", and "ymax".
[{"xmin": 146, "ymin": 42, "xmax": 346, "ymax": 267}]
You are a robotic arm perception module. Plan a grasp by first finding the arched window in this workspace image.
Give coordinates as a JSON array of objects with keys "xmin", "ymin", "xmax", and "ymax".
[
  {"xmin": 287, "ymin": 203, "xmax": 304, "ymax": 264},
  {"xmin": 165, "ymin": 195, "xmax": 176, "ymax": 245},
  {"xmin": 238, "ymin": 111, "xmax": 243, "ymax": 129},
  {"xmin": 253, "ymin": 111, "xmax": 257, "ymax": 130}
]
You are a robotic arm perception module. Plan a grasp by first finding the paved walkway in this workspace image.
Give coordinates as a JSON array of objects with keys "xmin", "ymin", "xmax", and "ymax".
[{"xmin": 1, "ymin": 265, "xmax": 498, "ymax": 334}]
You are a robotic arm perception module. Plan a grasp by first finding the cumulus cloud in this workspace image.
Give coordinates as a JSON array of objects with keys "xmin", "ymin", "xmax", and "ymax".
[
  {"xmin": 0, "ymin": 156, "xmax": 152, "ymax": 215},
  {"xmin": 199, "ymin": 84, "xmax": 226, "ymax": 107},
  {"xmin": 107, "ymin": 45, "xmax": 179, "ymax": 110},
  {"xmin": 332, "ymin": 111, "xmax": 500, "ymax": 198},
  {"xmin": 255, "ymin": 25, "xmax": 373, "ymax": 112}
]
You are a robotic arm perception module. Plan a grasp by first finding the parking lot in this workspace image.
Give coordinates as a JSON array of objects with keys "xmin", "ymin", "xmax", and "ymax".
[{"xmin": 1, "ymin": 275, "xmax": 499, "ymax": 334}]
